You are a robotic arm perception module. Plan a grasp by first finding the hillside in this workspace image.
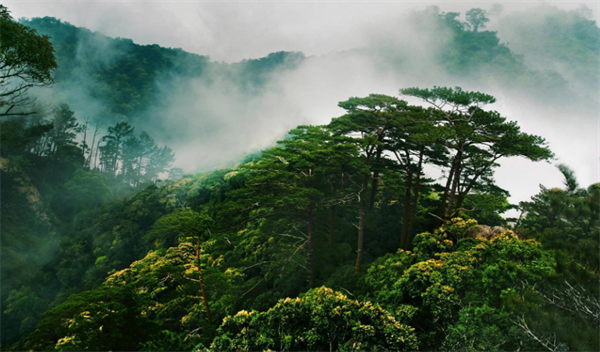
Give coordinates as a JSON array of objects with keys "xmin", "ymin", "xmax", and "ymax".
[
  {"xmin": 17, "ymin": 7, "xmax": 599, "ymax": 176},
  {"xmin": 1, "ymin": 4, "xmax": 599, "ymax": 351},
  {"xmin": 21, "ymin": 16, "xmax": 305, "ymax": 123},
  {"xmin": 23, "ymin": 6, "xmax": 599, "ymax": 118}
]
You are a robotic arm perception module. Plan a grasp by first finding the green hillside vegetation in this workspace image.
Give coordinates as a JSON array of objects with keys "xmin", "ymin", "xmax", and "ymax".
[
  {"xmin": 497, "ymin": 5, "xmax": 600, "ymax": 100},
  {"xmin": 1, "ymin": 4, "xmax": 599, "ymax": 351},
  {"xmin": 19, "ymin": 16, "xmax": 305, "ymax": 123},
  {"xmin": 18, "ymin": 5, "xmax": 597, "ymax": 125},
  {"xmin": 412, "ymin": 6, "xmax": 592, "ymax": 104}
]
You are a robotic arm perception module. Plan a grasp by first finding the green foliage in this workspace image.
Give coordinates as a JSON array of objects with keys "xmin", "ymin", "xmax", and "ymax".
[
  {"xmin": 5, "ymin": 111, "xmax": 595, "ymax": 352},
  {"xmin": 363, "ymin": 218, "xmax": 557, "ymax": 350},
  {"xmin": 498, "ymin": 5, "xmax": 600, "ymax": 95},
  {"xmin": 401, "ymin": 86, "xmax": 552, "ymax": 225},
  {"xmin": 19, "ymin": 240, "xmax": 245, "ymax": 351},
  {"xmin": 104, "ymin": 243, "xmax": 211, "ymax": 348},
  {"xmin": 400, "ymin": 86, "xmax": 496, "ymax": 107},
  {"xmin": 0, "ymin": 15, "xmax": 594, "ymax": 348},
  {"xmin": 0, "ymin": 158, "xmax": 57, "ymax": 345},
  {"xmin": 0, "ymin": 104, "xmax": 178, "ymax": 346},
  {"xmin": 2, "ymin": 1, "xmax": 596, "ymax": 349},
  {"xmin": 409, "ymin": 6, "xmax": 584, "ymax": 105},
  {"xmin": 146, "ymin": 208, "xmax": 212, "ymax": 248},
  {"xmin": 442, "ymin": 305, "xmax": 519, "ymax": 351},
  {"xmin": 3, "ymin": 286, "xmax": 48, "ymax": 338},
  {"xmin": 465, "ymin": 8, "xmax": 490, "ymax": 32},
  {"xmin": 59, "ymin": 184, "xmax": 170, "ymax": 287},
  {"xmin": 20, "ymin": 17, "xmax": 304, "ymax": 121},
  {"xmin": 227, "ymin": 125, "xmax": 363, "ymax": 287},
  {"xmin": 0, "ymin": 5, "xmax": 57, "ymax": 116},
  {"xmin": 47, "ymin": 104, "xmax": 81, "ymax": 152},
  {"xmin": 19, "ymin": 286, "xmax": 145, "ymax": 351},
  {"xmin": 90, "ymin": 121, "xmax": 174, "ymax": 186},
  {"xmin": 19, "ymin": 17, "xmax": 205, "ymax": 118},
  {"xmin": 557, "ymin": 163, "xmax": 579, "ymax": 193},
  {"xmin": 0, "ymin": 120, "xmax": 52, "ymax": 157},
  {"xmin": 519, "ymin": 166, "xmax": 600, "ymax": 271},
  {"xmin": 2, "ymin": 105, "xmax": 572, "ymax": 352},
  {"xmin": 64, "ymin": 170, "xmax": 112, "ymax": 204},
  {"xmin": 516, "ymin": 165, "xmax": 599, "ymax": 351},
  {"xmin": 329, "ymin": 94, "xmax": 417, "ymax": 270},
  {"xmin": 420, "ymin": 7, "xmax": 524, "ymax": 78},
  {"xmin": 99, "ymin": 122, "xmax": 134, "ymax": 175},
  {"xmin": 210, "ymin": 287, "xmax": 418, "ymax": 352},
  {"xmin": 55, "ymin": 170, "xmax": 113, "ymax": 216}
]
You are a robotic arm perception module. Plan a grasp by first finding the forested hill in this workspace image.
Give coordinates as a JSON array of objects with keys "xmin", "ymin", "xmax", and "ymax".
[
  {"xmin": 23, "ymin": 6, "xmax": 599, "ymax": 116},
  {"xmin": 1, "ymin": 5, "xmax": 599, "ymax": 352},
  {"xmin": 496, "ymin": 5, "xmax": 600, "ymax": 99},
  {"xmin": 19, "ymin": 6, "xmax": 599, "ymax": 174},
  {"xmin": 21, "ymin": 16, "xmax": 306, "ymax": 123}
]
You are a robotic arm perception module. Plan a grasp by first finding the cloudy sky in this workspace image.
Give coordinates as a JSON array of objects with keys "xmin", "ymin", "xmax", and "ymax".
[
  {"xmin": 8, "ymin": 1, "xmax": 598, "ymax": 62},
  {"xmin": 6, "ymin": 0, "xmax": 600, "ymax": 210}
]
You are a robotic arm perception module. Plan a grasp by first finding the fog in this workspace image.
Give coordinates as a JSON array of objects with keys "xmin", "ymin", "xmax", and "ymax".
[
  {"xmin": 8, "ymin": 2, "xmax": 597, "ymax": 62},
  {"xmin": 7, "ymin": 1, "xmax": 599, "ymax": 208}
]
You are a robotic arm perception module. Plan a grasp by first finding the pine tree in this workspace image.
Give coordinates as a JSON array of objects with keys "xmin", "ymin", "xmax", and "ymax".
[{"xmin": 328, "ymin": 94, "xmax": 411, "ymax": 272}]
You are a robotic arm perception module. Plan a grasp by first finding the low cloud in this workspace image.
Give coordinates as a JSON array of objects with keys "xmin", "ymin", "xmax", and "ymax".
[{"xmin": 11, "ymin": 1, "xmax": 599, "ymax": 205}]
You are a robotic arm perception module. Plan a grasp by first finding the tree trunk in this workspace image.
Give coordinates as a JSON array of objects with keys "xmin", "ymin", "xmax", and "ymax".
[
  {"xmin": 86, "ymin": 124, "xmax": 99, "ymax": 169},
  {"xmin": 308, "ymin": 203, "xmax": 315, "ymax": 287},
  {"xmin": 437, "ymin": 158, "xmax": 457, "ymax": 224},
  {"xmin": 453, "ymin": 161, "xmax": 496, "ymax": 214},
  {"xmin": 355, "ymin": 141, "xmax": 379, "ymax": 274},
  {"xmin": 93, "ymin": 140, "xmax": 101, "ymax": 170},
  {"xmin": 369, "ymin": 147, "xmax": 383, "ymax": 210},
  {"xmin": 400, "ymin": 166, "xmax": 413, "ymax": 250},
  {"xmin": 81, "ymin": 119, "xmax": 89, "ymax": 165},
  {"xmin": 445, "ymin": 156, "xmax": 462, "ymax": 221},
  {"xmin": 196, "ymin": 238, "xmax": 212, "ymax": 324},
  {"xmin": 369, "ymin": 175, "xmax": 378, "ymax": 211},
  {"xmin": 136, "ymin": 155, "xmax": 143, "ymax": 186},
  {"xmin": 407, "ymin": 146, "xmax": 424, "ymax": 248},
  {"xmin": 38, "ymin": 134, "xmax": 50, "ymax": 156},
  {"xmin": 354, "ymin": 174, "xmax": 368, "ymax": 273},
  {"xmin": 329, "ymin": 205, "xmax": 336, "ymax": 248},
  {"xmin": 112, "ymin": 137, "xmax": 120, "ymax": 177}
]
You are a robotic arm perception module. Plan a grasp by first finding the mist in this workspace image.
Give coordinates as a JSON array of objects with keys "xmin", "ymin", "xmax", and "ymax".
[
  {"xmin": 10, "ymin": 1, "xmax": 599, "ymax": 208},
  {"xmin": 2, "ymin": 2, "xmax": 599, "ymax": 347}
]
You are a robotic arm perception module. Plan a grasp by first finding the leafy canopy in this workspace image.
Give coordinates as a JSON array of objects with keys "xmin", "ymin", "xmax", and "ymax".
[{"xmin": 0, "ymin": 5, "xmax": 57, "ymax": 116}]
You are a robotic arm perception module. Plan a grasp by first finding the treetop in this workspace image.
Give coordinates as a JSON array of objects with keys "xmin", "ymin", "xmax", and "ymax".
[{"xmin": 400, "ymin": 86, "xmax": 496, "ymax": 109}]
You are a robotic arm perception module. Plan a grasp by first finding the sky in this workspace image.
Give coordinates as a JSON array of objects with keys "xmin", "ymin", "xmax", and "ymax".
[{"xmin": 5, "ymin": 0, "xmax": 600, "ymax": 210}]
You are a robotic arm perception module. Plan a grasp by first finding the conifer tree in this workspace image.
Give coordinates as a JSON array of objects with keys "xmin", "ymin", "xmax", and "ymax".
[
  {"xmin": 401, "ymin": 86, "xmax": 552, "ymax": 223},
  {"xmin": 0, "ymin": 5, "xmax": 57, "ymax": 117},
  {"xmin": 235, "ymin": 125, "xmax": 361, "ymax": 286},
  {"xmin": 328, "ymin": 94, "xmax": 410, "ymax": 272},
  {"xmin": 99, "ymin": 122, "xmax": 134, "ymax": 176},
  {"xmin": 47, "ymin": 103, "xmax": 80, "ymax": 154}
]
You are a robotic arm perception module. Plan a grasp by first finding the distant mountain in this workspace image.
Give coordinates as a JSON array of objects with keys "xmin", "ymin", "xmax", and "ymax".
[
  {"xmin": 19, "ymin": 6, "xmax": 599, "ymax": 175},
  {"xmin": 2, "ymin": 8, "xmax": 598, "ymax": 350},
  {"xmin": 22, "ymin": 6, "xmax": 598, "ymax": 126},
  {"xmin": 22, "ymin": 17, "xmax": 306, "ymax": 123},
  {"xmin": 496, "ymin": 5, "xmax": 600, "ymax": 100}
]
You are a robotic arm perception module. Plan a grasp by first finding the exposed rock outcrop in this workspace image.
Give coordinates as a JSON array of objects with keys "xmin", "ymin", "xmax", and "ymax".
[
  {"xmin": 1, "ymin": 157, "xmax": 53, "ymax": 225},
  {"xmin": 464, "ymin": 225, "xmax": 518, "ymax": 240}
]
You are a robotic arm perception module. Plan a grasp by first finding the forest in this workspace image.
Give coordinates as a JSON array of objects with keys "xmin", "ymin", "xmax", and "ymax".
[{"xmin": 1, "ymin": 3, "xmax": 599, "ymax": 352}]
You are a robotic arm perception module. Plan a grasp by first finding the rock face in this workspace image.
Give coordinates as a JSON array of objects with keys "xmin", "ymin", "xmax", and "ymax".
[
  {"xmin": 463, "ymin": 225, "xmax": 518, "ymax": 240},
  {"xmin": 1, "ymin": 157, "xmax": 53, "ymax": 225}
]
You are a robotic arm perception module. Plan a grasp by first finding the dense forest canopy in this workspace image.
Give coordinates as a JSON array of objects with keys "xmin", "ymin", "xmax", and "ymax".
[{"xmin": 1, "ymin": 3, "xmax": 598, "ymax": 352}]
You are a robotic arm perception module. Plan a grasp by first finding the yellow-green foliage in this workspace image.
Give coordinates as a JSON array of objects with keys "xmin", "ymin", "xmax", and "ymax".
[
  {"xmin": 209, "ymin": 287, "xmax": 418, "ymax": 352},
  {"xmin": 364, "ymin": 219, "xmax": 557, "ymax": 350}
]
